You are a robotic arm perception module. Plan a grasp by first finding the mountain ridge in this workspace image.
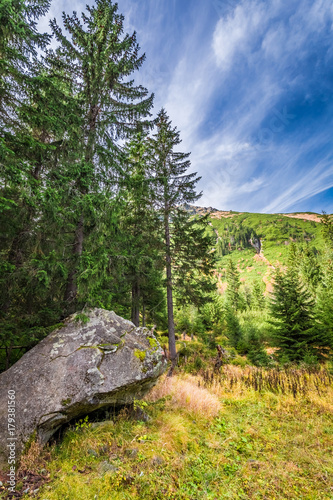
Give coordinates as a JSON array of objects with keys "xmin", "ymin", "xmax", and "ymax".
[{"xmin": 182, "ymin": 203, "xmax": 328, "ymax": 222}]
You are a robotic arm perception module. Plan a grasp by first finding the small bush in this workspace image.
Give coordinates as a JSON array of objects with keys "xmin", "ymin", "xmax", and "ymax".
[{"xmin": 231, "ymin": 356, "xmax": 247, "ymax": 367}]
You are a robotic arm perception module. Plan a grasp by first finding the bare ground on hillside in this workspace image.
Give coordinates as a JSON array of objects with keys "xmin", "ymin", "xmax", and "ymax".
[{"xmin": 283, "ymin": 213, "xmax": 322, "ymax": 223}]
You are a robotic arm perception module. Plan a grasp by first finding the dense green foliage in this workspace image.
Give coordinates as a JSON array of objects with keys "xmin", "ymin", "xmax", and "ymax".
[
  {"xmin": 0, "ymin": 0, "xmax": 332, "ymax": 373},
  {"xmin": 149, "ymin": 109, "xmax": 216, "ymax": 362},
  {"xmin": 173, "ymin": 210, "xmax": 333, "ymax": 368},
  {"xmin": 269, "ymin": 269, "xmax": 323, "ymax": 362},
  {"xmin": 0, "ymin": 0, "xmax": 215, "ymax": 371}
]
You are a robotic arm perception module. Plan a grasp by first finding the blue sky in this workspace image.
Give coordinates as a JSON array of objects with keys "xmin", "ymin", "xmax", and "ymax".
[{"xmin": 38, "ymin": 0, "xmax": 333, "ymax": 214}]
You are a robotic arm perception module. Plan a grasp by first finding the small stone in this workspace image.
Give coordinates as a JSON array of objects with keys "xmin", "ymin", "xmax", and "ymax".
[
  {"xmin": 151, "ymin": 456, "xmax": 164, "ymax": 466},
  {"xmin": 88, "ymin": 448, "xmax": 98, "ymax": 457},
  {"xmin": 0, "ymin": 481, "xmax": 3, "ymax": 486},
  {"xmin": 98, "ymin": 444, "xmax": 109, "ymax": 455},
  {"xmin": 98, "ymin": 461, "xmax": 119, "ymax": 474},
  {"xmin": 125, "ymin": 448, "xmax": 138, "ymax": 458}
]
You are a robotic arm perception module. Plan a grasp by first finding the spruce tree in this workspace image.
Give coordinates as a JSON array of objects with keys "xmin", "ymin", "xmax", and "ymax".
[
  {"xmin": 120, "ymin": 132, "xmax": 163, "ymax": 326},
  {"xmin": 171, "ymin": 210, "xmax": 216, "ymax": 308},
  {"xmin": 150, "ymin": 108, "xmax": 214, "ymax": 365},
  {"xmin": 315, "ymin": 258, "xmax": 333, "ymax": 351},
  {"xmin": 0, "ymin": 0, "xmax": 50, "ymax": 129},
  {"xmin": 224, "ymin": 305, "xmax": 242, "ymax": 349},
  {"xmin": 252, "ymin": 280, "xmax": 265, "ymax": 310},
  {"xmin": 269, "ymin": 269, "xmax": 326, "ymax": 362},
  {"xmin": 299, "ymin": 246, "xmax": 322, "ymax": 296},
  {"xmin": 225, "ymin": 259, "xmax": 240, "ymax": 310},
  {"xmin": 48, "ymin": 0, "xmax": 154, "ymax": 310},
  {"xmin": 321, "ymin": 212, "xmax": 333, "ymax": 248}
]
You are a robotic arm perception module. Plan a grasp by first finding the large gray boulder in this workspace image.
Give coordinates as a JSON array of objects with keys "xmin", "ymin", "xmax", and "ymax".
[{"xmin": 0, "ymin": 308, "xmax": 167, "ymax": 469}]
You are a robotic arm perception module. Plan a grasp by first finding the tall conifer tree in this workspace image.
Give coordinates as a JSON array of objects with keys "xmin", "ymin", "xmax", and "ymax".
[
  {"xmin": 48, "ymin": 0, "xmax": 154, "ymax": 309},
  {"xmin": 226, "ymin": 259, "xmax": 241, "ymax": 310},
  {"xmin": 269, "ymin": 269, "xmax": 327, "ymax": 362},
  {"xmin": 151, "ymin": 109, "xmax": 214, "ymax": 365},
  {"xmin": 120, "ymin": 132, "xmax": 163, "ymax": 326}
]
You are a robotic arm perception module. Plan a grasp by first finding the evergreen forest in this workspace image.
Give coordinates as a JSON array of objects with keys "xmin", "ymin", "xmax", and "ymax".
[
  {"xmin": 0, "ymin": 0, "xmax": 333, "ymax": 373},
  {"xmin": 1, "ymin": 2, "xmax": 333, "ymax": 499}
]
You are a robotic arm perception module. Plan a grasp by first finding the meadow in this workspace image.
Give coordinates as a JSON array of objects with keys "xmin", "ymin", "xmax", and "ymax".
[{"xmin": 11, "ymin": 364, "xmax": 333, "ymax": 500}]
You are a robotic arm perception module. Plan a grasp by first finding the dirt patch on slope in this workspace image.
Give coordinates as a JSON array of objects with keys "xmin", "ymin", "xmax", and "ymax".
[
  {"xmin": 211, "ymin": 211, "xmax": 242, "ymax": 219},
  {"xmin": 282, "ymin": 213, "xmax": 322, "ymax": 223}
]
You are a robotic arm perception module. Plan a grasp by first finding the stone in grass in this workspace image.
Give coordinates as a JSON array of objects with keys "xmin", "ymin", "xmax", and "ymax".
[
  {"xmin": 0, "ymin": 308, "xmax": 167, "ymax": 469},
  {"xmin": 151, "ymin": 456, "xmax": 164, "ymax": 466},
  {"xmin": 98, "ymin": 461, "xmax": 119, "ymax": 474},
  {"xmin": 124, "ymin": 448, "xmax": 138, "ymax": 458},
  {"xmin": 88, "ymin": 449, "xmax": 98, "ymax": 458}
]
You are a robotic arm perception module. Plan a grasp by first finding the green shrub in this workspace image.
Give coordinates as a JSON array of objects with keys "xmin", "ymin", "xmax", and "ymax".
[{"xmin": 231, "ymin": 357, "xmax": 247, "ymax": 367}]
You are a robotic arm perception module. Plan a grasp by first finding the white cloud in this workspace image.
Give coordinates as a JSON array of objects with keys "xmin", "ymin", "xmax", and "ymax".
[
  {"xmin": 36, "ymin": 0, "xmax": 333, "ymax": 213},
  {"xmin": 212, "ymin": 1, "xmax": 268, "ymax": 70}
]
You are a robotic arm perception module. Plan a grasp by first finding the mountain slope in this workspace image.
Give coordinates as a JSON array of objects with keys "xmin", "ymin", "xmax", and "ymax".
[{"xmin": 184, "ymin": 205, "xmax": 329, "ymax": 295}]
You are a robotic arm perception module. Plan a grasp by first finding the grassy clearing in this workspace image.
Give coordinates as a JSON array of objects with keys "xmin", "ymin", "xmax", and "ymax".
[{"xmin": 13, "ymin": 367, "xmax": 333, "ymax": 500}]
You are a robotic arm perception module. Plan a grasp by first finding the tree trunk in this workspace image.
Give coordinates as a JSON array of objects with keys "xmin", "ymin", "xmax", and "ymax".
[
  {"xmin": 131, "ymin": 281, "xmax": 140, "ymax": 327},
  {"xmin": 63, "ymin": 104, "xmax": 99, "ymax": 307},
  {"xmin": 142, "ymin": 301, "xmax": 146, "ymax": 327},
  {"xmin": 5, "ymin": 344, "xmax": 13, "ymax": 371},
  {"xmin": 164, "ymin": 213, "xmax": 177, "ymax": 366},
  {"xmin": 64, "ymin": 213, "xmax": 84, "ymax": 305}
]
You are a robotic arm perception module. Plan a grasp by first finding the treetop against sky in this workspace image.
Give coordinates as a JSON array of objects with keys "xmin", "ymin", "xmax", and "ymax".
[{"xmin": 38, "ymin": 0, "xmax": 333, "ymax": 214}]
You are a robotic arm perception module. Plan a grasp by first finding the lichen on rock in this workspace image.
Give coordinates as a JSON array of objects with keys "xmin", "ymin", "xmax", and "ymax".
[{"xmin": 0, "ymin": 308, "xmax": 167, "ymax": 469}]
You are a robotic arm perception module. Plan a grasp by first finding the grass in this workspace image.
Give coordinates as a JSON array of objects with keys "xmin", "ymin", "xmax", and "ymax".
[
  {"xmin": 210, "ymin": 211, "xmax": 326, "ymax": 291},
  {"xmin": 11, "ymin": 366, "xmax": 333, "ymax": 500}
]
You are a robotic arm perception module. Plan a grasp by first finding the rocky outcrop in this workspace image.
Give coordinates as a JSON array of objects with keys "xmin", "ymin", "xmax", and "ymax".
[
  {"xmin": 249, "ymin": 238, "xmax": 261, "ymax": 254},
  {"xmin": 0, "ymin": 309, "xmax": 166, "ymax": 469}
]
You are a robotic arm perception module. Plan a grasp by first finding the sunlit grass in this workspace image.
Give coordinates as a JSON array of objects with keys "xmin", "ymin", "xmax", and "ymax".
[{"xmin": 15, "ymin": 364, "xmax": 333, "ymax": 500}]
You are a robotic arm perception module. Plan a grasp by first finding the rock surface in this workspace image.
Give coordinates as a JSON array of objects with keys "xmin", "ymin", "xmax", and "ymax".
[{"xmin": 0, "ymin": 308, "xmax": 166, "ymax": 469}]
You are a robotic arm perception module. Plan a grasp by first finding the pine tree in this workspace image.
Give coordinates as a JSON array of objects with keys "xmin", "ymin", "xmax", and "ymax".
[
  {"xmin": 150, "ymin": 108, "xmax": 213, "ymax": 365},
  {"xmin": 269, "ymin": 269, "xmax": 326, "ymax": 362},
  {"xmin": 120, "ymin": 132, "xmax": 163, "ymax": 326},
  {"xmin": 315, "ymin": 257, "xmax": 333, "ymax": 351},
  {"xmin": 224, "ymin": 305, "xmax": 242, "ymax": 349},
  {"xmin": 252, "ymin": 281, "xmax": 265, "ymax": 310},
  {"xmin": 225, "ymin": 259, "xmax": 240, "ymax": 310},
  {"xmin": 48, "ymin": 0, "xmax": 154, "ymax": 310}
]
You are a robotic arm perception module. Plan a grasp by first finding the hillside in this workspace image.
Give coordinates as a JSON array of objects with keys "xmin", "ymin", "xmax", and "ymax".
[{"xmin": 184, "ymin": 205, "xmax": 328, "ymax": 296}]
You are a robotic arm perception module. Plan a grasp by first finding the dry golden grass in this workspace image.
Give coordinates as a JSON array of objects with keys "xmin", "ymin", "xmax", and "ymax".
[
  {"xmin": 18, "ymin": 441, "xmax": 47, "ymax": 474},
  {"xmin": 146, "ymin": 373, "xmax": 222, "ymax": 418},
  {"xmin": 201, "ymin": 364, "xmax": 333, "ymax": 402}
]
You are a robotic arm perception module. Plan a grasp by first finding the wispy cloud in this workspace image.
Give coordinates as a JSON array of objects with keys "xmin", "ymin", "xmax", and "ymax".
[{"xmin": 38, "ymin": 0, "xmax": 333, "ymax": 213}]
